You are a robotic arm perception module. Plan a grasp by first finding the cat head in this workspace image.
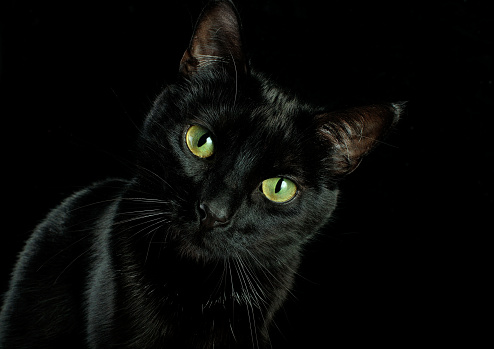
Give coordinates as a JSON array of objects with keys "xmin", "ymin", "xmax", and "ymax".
[{"xmin": 133, "ymin": 0, "xmax": 402, "ymax": 263}]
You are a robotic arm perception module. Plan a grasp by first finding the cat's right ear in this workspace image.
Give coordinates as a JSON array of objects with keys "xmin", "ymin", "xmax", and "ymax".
[
  {"xmin": 316, "ymin": 103, "xmax": 403, "ymax": 176},
  {"xmin": 179, "ymin": 0, "xmax": 248, "ymax": 76}
]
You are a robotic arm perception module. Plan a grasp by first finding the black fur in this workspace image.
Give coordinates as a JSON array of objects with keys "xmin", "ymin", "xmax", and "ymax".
[{"xmin": 0, "ymin": 1, "xmax": 402, "ymax": 348}]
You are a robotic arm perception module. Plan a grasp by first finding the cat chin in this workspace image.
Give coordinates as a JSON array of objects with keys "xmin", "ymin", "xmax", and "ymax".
[
  {"xmin": 177, "ymin": 243, "xmax": 222, "ymax": 262},
  {"xmin": 173, "ymin": 227, "xmax": 248, "ymax": 262},
  {"xmin": 176, "ymin": 240, "xmax": 236, "ymax": 263}
]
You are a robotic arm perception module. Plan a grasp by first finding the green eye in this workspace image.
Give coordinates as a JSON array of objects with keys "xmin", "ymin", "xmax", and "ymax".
[
  {"xmin": 261, "ymin": 177, "xmax": 297, "ymax": 203},
  {"xmin": 186, "ymin": 125, "xmax": 214, "ymax": 158}
]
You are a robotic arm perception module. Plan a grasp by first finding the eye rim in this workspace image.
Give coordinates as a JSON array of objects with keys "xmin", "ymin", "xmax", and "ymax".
[
  {"xmin": 260, "ymin": 177, "xmax": 298, "ymax": 203},
  {"xmin": 185, "ymin": 124, "xmax": 215, "ymax": 159}
]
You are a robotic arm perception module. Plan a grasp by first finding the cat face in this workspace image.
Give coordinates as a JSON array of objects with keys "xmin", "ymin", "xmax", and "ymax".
[
  {"xmin": 138, "ymin": 70, "xmax": 338, "ymax": 262},
  {"xmin": 131, "ymin": 0, "xmax": 400, "ymax": 263}
]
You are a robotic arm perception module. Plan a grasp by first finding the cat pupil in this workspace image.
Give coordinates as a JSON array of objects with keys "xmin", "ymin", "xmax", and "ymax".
[
  {"xmin": 197, "ymin": 133, "xmax": 211, "ymax": 147},
  {"xmin": 275, "ymin": 178, "xmax": 284, "ymax": 193}
]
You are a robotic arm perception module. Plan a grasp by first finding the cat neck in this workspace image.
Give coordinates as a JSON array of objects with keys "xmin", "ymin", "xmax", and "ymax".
[{"xmin": 112, "ymin": 239, "xmax": 295, "ymax": 348}]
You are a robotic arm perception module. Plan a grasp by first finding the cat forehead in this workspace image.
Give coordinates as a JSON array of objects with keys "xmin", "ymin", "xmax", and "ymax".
[
  {"xmin": 186, "ymin": 78, "xmax": 311, "ymax": 133},
  {"xmin": 190, "ymin": 100, "xmax": 307, "ymax": 146}
]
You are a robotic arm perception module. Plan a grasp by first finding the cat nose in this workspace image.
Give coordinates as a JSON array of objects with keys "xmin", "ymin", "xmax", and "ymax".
[{"xmin": 199, "ymin": 202, "xmax": 229, "ymax": 229}]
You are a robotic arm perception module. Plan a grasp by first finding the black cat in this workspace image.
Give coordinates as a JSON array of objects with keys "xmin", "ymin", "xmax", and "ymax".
[{"xmin": 0, "ymin": 1, "xmax": 402, "ymax": 348}]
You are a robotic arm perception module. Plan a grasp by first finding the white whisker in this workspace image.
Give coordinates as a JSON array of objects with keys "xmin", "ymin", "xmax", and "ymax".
[
  {"xmin": 144, "ymin": 223, "xmax": 166, "ymax": 264},
  {"xmin": 229, "ymin": 52, "xmax": 238, "ymax": 106},
  {"xmin": 244, "ymin": 249, "xmax": 298, "ymax": 301},
  {"xmin": 114, "ymin": 212, "xmax": 166, "ymax": 226},
  {"xmin": 36, "ymin": 233, "xmax": 92, "ymax": 272},
  {"xmin": 54, "ymin": 249, "xmax": 90, "ymax": 284}
]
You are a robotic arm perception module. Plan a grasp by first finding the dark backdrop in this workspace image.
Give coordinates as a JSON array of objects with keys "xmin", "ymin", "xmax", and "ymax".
[{"xmin": 0, "ymin": 0, "xmax": 492, "ymax": 346}]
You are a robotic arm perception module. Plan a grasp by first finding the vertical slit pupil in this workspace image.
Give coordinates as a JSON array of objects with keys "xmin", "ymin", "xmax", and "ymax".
[
  {"xmin": 275, "ymin": 178, "xmax": 284, "ymax": 193},
  {"xmin": 197, "ymin": 132, "xmax": 211, "ymax": 147}
]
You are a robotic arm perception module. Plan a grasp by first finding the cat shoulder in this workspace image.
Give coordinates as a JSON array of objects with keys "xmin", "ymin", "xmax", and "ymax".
[
  {"xmin": 36, "ymin": 178, "xmax": 130, "ymax": 233},
  {"xmin": 12, "ymin": 178, "xmax": 129, "ymax": 269}
]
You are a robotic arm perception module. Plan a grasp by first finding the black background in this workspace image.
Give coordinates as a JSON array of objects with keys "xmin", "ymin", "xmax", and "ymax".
[{"xmin": 0, "ymin": 0, "xmax": 492, "ymax": 346}]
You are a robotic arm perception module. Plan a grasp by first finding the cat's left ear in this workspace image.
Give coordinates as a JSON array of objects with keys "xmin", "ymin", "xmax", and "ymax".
[
  {"xmin": 179, "ymin": 0, "xmax": 248, "ymax": 76},
  {"xmin": 316, "ymin": 103, "xmax": 404, "ymax": 176}
]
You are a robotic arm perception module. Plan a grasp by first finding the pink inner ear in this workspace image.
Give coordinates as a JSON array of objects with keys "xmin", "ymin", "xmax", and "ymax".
[
  {"xmin": 317, "ymin": 103, "xmax": 401, "ymax": 175},
  {"xmin": 179, "ymin": 1, "xmax": 247, "ymax": 75}
]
